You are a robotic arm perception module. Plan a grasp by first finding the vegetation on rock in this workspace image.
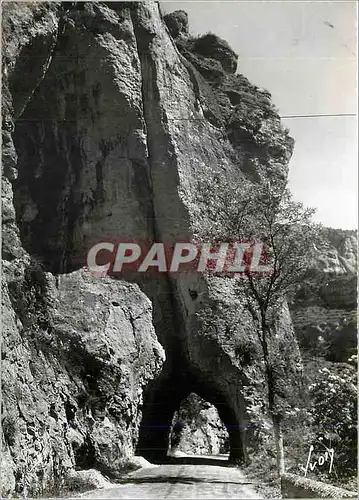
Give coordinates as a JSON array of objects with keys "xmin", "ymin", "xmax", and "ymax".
[
  {"xmin": 1, "ymin": 2, "xmax": 356, "ymax": 496},
  {"xmin": 192, "ymin": 172, "xmax": 323, "ymax": 476}
]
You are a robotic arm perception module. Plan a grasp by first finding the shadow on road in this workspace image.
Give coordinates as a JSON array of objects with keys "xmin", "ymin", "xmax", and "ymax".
[
  {"xmin": 164, "ymin": 456, "xmax": 231, "ymax": 467},
  {"xmin": 119, "ymin": 475, "xmax": 252, "ymax": 485}
]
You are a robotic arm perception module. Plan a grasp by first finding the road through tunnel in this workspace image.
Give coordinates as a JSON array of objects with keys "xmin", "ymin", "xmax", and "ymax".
[{"xmin": 136, "ymin": 373, "xmax": 248, "ymax": 465}]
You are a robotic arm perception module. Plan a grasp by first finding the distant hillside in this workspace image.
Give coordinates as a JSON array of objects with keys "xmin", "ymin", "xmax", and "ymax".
[{"xmin": 290, "ymin": 228, "xmax": 357, "ymax": 362}]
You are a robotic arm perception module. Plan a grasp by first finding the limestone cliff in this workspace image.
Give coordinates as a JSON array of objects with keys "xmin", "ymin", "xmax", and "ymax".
[
  {"xmin": 166, "ymin": 229, "xmax": 358, "ymax": 461},
  {"xmin": 2, "ymin": 266, "xmax": 164, "ymax": 495},
  {"xmin": 2, "ymin": 2, "xmax": 298, "ymax": 496},
  {"xmin": 290, "ymin": 228, "xmax": 357, "ymax": 362}
]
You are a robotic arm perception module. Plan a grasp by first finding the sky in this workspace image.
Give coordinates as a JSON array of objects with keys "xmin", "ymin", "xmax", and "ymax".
[{"xmin": 161, "ymin": 1, "xmax": 357, "ymax": 230}]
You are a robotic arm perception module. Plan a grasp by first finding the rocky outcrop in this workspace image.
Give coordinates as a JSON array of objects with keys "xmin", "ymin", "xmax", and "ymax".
[
  {"xmin": 164, "ymin": 9, "xmax": 293, "ymax": 183},
  {"xmin": 290, "ymin": 228, "xmax": 357, "ymax": 362},
  {"xmin": 314, "ymin": 228, "xmax": 357, "ymax": 275},
  {"xmin": 2, "ymin": 2, "xmax": 299, "ymax": 495},
  {"xmin": 2, "ymin": 264, "xmax": 164, "ymax": 496},
  {"xmin": 169, "ymin": 394, "xmax": 229, "ymax": 456},
  {"xmin": 163, "ymin": 10, "xmax": 188, "ymax": 39},
  {"xmin": 188, "ymin": 33, "xmax": 238, "ymax": 74},
  {"xmin": 2, "ymin": 5, "xmax": 165, "ymax": 495}
]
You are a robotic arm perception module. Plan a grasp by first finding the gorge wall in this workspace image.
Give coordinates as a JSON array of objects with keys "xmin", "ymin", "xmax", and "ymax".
[
  {"xmin": 172, "ymin": 228, "xmax": 358, "ymax": 460},
  {"xmin": 2, "ymin": 2, "xmax": 299, "ymax": 496},
  {"xmin": 290, "ymin": 228, "xmax": 357, "ymax": 362}
]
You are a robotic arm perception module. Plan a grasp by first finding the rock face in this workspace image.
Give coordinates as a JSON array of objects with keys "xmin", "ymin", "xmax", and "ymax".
[
  {"xmin": 2, "ymin": 2, "xmax": 298, "ymax": 495},
  {"xmin": 169, "ymin": 394, "xmax": 229, "ymax": 456},
  {"xmin": 163, "ymin": 10, "xmax": 188, "ymax": 39},
  {"xmin": 290, "ymin": 228, "xmax": 357, "ymax": 362},
  {"xmin": 168, "ymin": 229, "xmax": 358, "ymax": 458},
  {"xmin": 2, "ymin": 264, "xmax": 164, "ymax": 496}
]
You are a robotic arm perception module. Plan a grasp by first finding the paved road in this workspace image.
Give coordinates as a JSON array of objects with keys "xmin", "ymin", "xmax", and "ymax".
[{"xmin": 80, "ymin": 456, "xmax": 263, "ymax": 499}]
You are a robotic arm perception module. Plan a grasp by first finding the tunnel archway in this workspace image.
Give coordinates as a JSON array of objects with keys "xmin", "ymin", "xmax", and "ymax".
[{"xmin": 136, "ymin": 370, "xmax": 248, "ymax": 465}]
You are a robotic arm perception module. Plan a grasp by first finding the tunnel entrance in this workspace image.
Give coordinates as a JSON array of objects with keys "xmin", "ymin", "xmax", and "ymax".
[
  {"xmin": 168, "ymin": 393, "xmax": 229, "ymax": 457},
  {"xmin": 136, "ymin": 373, "xmax": 248, "ymax": 466}
]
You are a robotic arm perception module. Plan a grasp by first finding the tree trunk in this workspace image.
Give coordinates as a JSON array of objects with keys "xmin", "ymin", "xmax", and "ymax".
[
  {"xmin": 256, "ymin": 319, "xmax": 286, "ymax": 477},
  {"xmin": 272, "ymin": 414, "xmax": 285, "ymax": 476},
  {"xmin": 266, "ymin": 355, "xmax": 286, "ymax": 477}
]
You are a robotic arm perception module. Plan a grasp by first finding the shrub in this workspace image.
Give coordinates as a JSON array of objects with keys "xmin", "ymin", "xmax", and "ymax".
[{"xmin": 308, "ymin": 364, "xmax": 357, "ymax": 477}]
